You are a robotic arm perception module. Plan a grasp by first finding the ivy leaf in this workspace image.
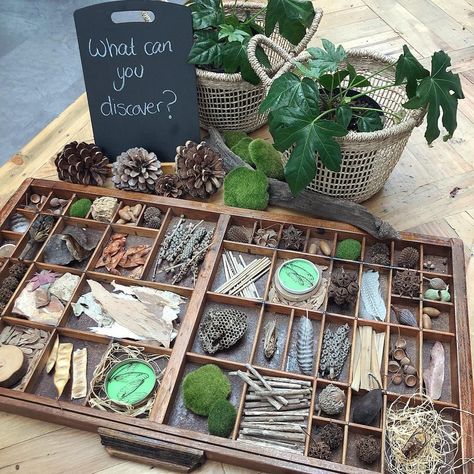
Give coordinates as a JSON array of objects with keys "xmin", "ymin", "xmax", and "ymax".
[
  {"xmin": 318, "ymin": 70, "xmax": 349, "ymax": 91},
  {"xmin": 306, "ymin": 39, "xmax": 347, "ymax": 77},
  {"xmin": 218, "ymin": 24, "xmax": 250, "ymax": 43},
  {"xmin": 188, "ymin": 0, "xmax": 224, "ymax": 30},
  {"xmin": 395, "ymin": 45, "xmax": 429, "ymax": 98},
  {"xmin": 268, "ymin": 106, "xmax": 348, "ymax": 194},
  {"xmin": 336, "ymin": 105, "xmax": 352, "ymax": 129},
  {"xmin": 355, "ymin": 110, "xmax": 383, "ymax": 132},
  {"xmin": 265, "ymin": 0, "xmax": 315, "ymax": 44},
  {"xmin": 188, "ymin": 31, "xmax": 223, "ymax": 67},
  {"xmin": 260, "ymin": 72, "xmax": 319, "ymax": 113},
  {"xmin": 221, "ymin": 39, "xmax": 259, "ymax": 84},
  {"xmin": 403, "ymin": 50, "xmax": 464, "ymax": 143},
  {"xmin": 346, "ymin": 64, "xmax": 371, "ymax": 89}
]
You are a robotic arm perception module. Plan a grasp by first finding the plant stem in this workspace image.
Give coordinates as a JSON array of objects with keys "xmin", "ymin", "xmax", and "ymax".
[
  {"xmin": 350, "ymin": 106, "xmax": 402, "ymax": 121},
  {"xmin": 244, "ymin": 6, "xmax": 267, "ymax": 24},
  {"xmin": 345, "ymin": 82, "xmax": 407, "ymax": 102}
]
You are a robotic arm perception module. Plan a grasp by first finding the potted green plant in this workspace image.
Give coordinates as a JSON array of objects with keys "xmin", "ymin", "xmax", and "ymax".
[
  {"xmin": 247, "ymin": 36, "xmax": 464, "ymax": 201},
  {"xmin": 187, "ymin": 0, "xmax": 322, "ymax": 132}
]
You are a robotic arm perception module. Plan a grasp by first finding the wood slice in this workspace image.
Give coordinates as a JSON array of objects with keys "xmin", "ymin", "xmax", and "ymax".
[{"xmin": 0, "ymin": 345, "xmax": 28, "ymax": 388}]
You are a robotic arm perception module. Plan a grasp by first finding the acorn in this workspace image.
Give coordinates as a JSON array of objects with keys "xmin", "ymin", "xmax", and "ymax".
[
  {"xmin": 393, "ymin": 348, "xmax": 406, "ymax": 361},
  {"xmin": 319, "ymin": 240, "xmax": 331, "ymax": 256},
  {"xmin": 308, "ymin": 242, "xmax": 319, "ymax": 254},
  {"xmin": 29, "ymin": 194, "xmax": 41, "ymax": 204},
  {"xmin": 399, "ymin": 356, "xmax": 411, "ymax": 367}
]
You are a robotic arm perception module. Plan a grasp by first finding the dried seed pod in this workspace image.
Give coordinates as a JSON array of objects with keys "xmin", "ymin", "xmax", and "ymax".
[
  {"xmin": 423, "ymin": 307, "xmax": 440, "ymax": 318},
  {"xmin": 395, "ymin": 338, "xmax": 407, "ymax": 349},
  {"xmin": 71, "ymin": 348, "xmax": 87, "ymax": 399},
  {"xmin": 404, "ymin": 374, "xmax": 418, "ymax": 387},
  {"xmin": 263, "ymin": 319, "xmax": 277, "ymax": 360},
  {"xmin": 46, "ymin": 336, "xmax": 59, "ymax": 373},
  {"xmin": 391, "ymin": 305, "xmax": 417, "ymax": 327},
  {"xmin": 422, "ymin": 314, "xmax": 432, "ymax": 329},
  {"xmin": 352, "ymin": 381, "xmax": 382, "ymax": 426},
  {"xmin": 50, "ymin": 197, "xmax": 61, "ymax": 208},
  {"xmin": 308, "ymin": 242, "xmax": 318, "ymax": 254},
  {"xmin": 318, "ymin": 384, "xmax": 346, "ymax": 416},
  {"xmin": 393, "ymin": 348, "xmax": 406, "ymax": 361},
  {"xmin": 53, "ymin": 343, "xmax": 73, "ymax": 398},
  {"xmin": 403, "ymin": 365, "xmax": 417, "ymax": 375},
  {"xmin": 319, "ymin": 240, "xmax": 331, "ymax": 256},
  {"xmin": 397, "ymin": 247, "xmax": 419, "ymax": 269},
  {"xmin": 427, "ymin": 277, "xmax": 447, "ymax": 290},
  {"xmin": 391, "ymin": 373, "xmax": 403, "ymax": 385},
  {"xmin": 388, "ymin": 360, "xmax": 400, "ymax": 373},
  {"xmin": 399, "ymin": 356, "xmax": 411, "ymax": 366}
]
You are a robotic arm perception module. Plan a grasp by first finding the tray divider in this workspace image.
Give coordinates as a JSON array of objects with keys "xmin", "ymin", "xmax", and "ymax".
[
  {"xmin": 341, "ymin": 424, "xmax": 350, "ymax": 465},
  {"xmin": 262, "ymin": 249, "xmax": 278, "ymax": 301},
  {"xmin": 279, "ymin": 308, "xmax": 295, "ymax": 372},
  {"xmin": 248, "ymin": 303, "xmax": 266, "ymax": 364},
  {"xmin": 303, "ymin": 377, "xmax": 318, "ymax": 456}
]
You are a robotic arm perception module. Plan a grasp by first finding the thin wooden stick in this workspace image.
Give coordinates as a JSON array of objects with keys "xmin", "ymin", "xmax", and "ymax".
[
  {"xmin": 231, "ymin": 370, "xmax": 282, "ymax": 410},
  {"xmin": 244, "ymin": 364, "xmax": 288, "ymax": 406},
  {"xmin": 246, "ymin": 388, "xmax": 311, "ymax": 397},
  {"xmin": 244, "ymin": 410, "xmax": 309, "ymax": 416},
  {"xmin": 241, "ymin": 428, "xmax": 305, "ymax": 443}
]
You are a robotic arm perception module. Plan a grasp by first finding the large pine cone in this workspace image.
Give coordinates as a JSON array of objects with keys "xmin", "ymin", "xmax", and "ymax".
[
  {"xmin": 55, "ymin": 141, "xmax": 109, "ymax": 186},
  {"xmin": 176, "ymin": 141, "xmax": 225, "ymax": 199},
  {"xmin": 112, "ymin": 147, "xmax": 162, "ymax": 194}
]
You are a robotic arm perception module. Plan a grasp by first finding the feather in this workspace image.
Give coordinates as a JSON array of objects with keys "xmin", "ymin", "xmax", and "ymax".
[
  {"xmin": 359, "ymin": 271, "xmax": 386, "ymax": 321},
  {"xmin": 296, "ymin": 316, "xmax": 314, "ymax": 375}
]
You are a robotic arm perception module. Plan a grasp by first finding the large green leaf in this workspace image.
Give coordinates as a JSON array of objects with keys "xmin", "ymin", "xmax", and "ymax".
[
  {"xmin": 355, "ymin": 110, "xmax": 383, "ymax": 132},
  {"xmin": 403, "ymin": 51, "xmax": 464, "ymax": 143},
  {"xmin": 265, "ymin": 0, "xmax": 315, "ymax": 44},
  {"xmin": 335, "ymin": 105, "xmax": 352, "ymax": 129},
  {"xmin": 260, "ymin": 72, "xmax": 319, "ymax": 113},
  {"xmin": 221, "ymin": 39, "xmax": 259, "ymax": 84},
  {"xmin": 395, "ymin": 45, "xmax": 429, "ymax": 98},
  {"xmin": 306, "ymin": 39, "xmax": 347, "ymax": 77},
  {"xmin": 318, "ymin": 70, "xmax": 349, "ymax": 91},
  {"xmin": 218, "ymin": 24, "xmax": 250, "ymax": 43},
  {"xmin": 268, "ymin": 106, "xmax": 348, "ymax": 194},
  {"xmin": 346, "ymin": 64, "xmax": 371, "ymax": 89},
  {"xmin": 188, "ymin": 31, "xmax": 223, "ymax": 67},
  {"xmin": 188, "ymin": 0, "xmax": 224, "ymax": 30}
]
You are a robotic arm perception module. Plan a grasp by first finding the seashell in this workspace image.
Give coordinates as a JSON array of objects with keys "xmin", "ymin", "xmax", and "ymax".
[
  {"xmin": 29, "ymin": 194, "xmax": 41, "ymax": 204},
  {"xmin": 391, "ymin": 373, "xmax": 403, "ymax": 385},
  {"xmin": 297, "ymin": 316, "xmax": 314, "ymax": 375},
  {"xmin": 395, "ymin": 337, "xmax": 407, "ymax": 349},
  {"xmin": 318, "ymin": 384, "xmax": 346, "ymax": 416},
  {"xmin": 404, "ymin": 374, "xmax": 418, "ymax": 387},
  {"xmin": 50, "ymin": 197, "xmax": 61, "ymax": 207},
  {"xmin": 400, "ymin": 356, "xmax": 411, "ymax": 366},
  {"xmin": 388, "ymin": 360, "xmax": 400, "ymax": 373},
  {"xmin": 58, "ymin": 199, "xmax": 69, "ymax": 207},
  {"xmin": 0, "ymin": 244, "xmax": 15, "ymax": 257},
  {"xmin": 391, "ymin": 305, "xmax": 417, "ymax": 327},
  {"xmin": 423, "ymin": 307, "xmax": 440, "ymax": 318},
  {"xmin": 132, "ymin": 204, "xmax": 142, "ymax": 217},
  {"xmin": 403, "ymin": 365, "xmax": 417, "ymax": 375},
  {"xmin": 393, "ymin": 348, "xmax": 406, "ymax": 361},
  {"xmin": 9, "ymin": 213, "xmax": 30, "ymax": 233},
  {"xmin": 319, "ymin": 241, "xmax": 331, "ymax": 256},
  {"xmin": 422, "ymin": 314, "xmax": 432, "ymax": 329},
  {"xmin": 427, "ymin": 277, "xmax": 447, "ymax": 290}
]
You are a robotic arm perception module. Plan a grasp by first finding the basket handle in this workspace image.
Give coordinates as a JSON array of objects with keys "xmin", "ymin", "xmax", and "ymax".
[{"xmin": 247, "ymin": 8, "xmax": 323, "ymax": 87}]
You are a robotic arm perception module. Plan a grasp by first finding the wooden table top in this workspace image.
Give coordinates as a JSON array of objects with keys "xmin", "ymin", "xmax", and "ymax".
[{"xmin": 1, "ymin": 0, "xmax": 473, "ymax": 472}]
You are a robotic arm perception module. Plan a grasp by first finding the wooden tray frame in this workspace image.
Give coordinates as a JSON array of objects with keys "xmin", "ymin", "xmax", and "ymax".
[{"xmin": 0, "ymin": 178, "xmax": 472, "ymax": 473}]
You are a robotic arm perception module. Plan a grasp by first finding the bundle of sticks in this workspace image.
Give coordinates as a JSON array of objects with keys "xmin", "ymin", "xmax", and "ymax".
[{"xmin": 231, "ymin": 364, "xmax": 312, "ymax": 454}]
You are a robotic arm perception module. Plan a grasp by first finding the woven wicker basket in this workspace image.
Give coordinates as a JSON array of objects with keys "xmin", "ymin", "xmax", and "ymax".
[
  {"xmin": 248, "ymin": 36, "xmax": 426, "ymax": 203},
  {"xmin": 196, "ymin": 2, "xmax": 323, "ymax": 133}
]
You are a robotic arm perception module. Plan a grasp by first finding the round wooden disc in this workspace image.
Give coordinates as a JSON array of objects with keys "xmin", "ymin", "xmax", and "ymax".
[{"xmin": 0, "ymin": 345, "xmax": 27, "ymax": 388}]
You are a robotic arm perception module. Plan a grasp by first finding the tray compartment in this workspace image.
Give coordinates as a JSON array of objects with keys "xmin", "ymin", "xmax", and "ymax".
[
  {"xmin": 421, "ymin": 243, "xmax": 452, "ymax": 274},
  {"xmin": 345, "ymin": 425, "xmax": 383, "ymax": 472},
  {"xmin": 359, "ymin": 265, "xmax": 390, "ymax": 322},
  {"xmin": 308, "ymin": 418, "xmax": 346, "ymax": 463},
  {"xmin": 306, "ymin": 227, "xmax": 336, "ymax": 258},
  {"xmin": 326, "ymin": 261, "xmax": 361, "ymax": 317}
]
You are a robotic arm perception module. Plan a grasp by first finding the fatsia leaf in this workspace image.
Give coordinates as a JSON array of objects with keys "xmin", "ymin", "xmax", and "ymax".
[
  {"xmin": 318, "ymin": 70, "xmax": 349, "ymax": 91},
  {"xmin": 268, "ymin": 106, "xmax": 348, "ymax": 194},
  {"xmin": 346, "ymin": 64, "xmax": 371, "ymax": 88},
  {"xmin": 221, "ymin": 39, "xmax": 259, "ymax": 84},
  {"xmin": 403, "ymin": 50, "xmax": 464, "ymax": 143},
  {"xmin": 355, "ymin": 110, "xmax": 384, "ymax": 132},
  {"xmin": 336, "ymin": 105, "xmax": 352, "ymax": 129},
  {"xmin": 395, "ymin": 45, "xmax": 429, "ymax": 98},
  {"xmin": 255, "ymin": 45, "xmax": 271, "ymax": 69},
  {"xmin": 260, "ymin": 72, "xmax": 319, "ymax": 113},
  {"xmin": 265, "ymin": 0, "xmax": 315, "ymax": 44},
  {"xmin": 306, "ymin": 39, "xmax": 347, "ymax": 77},
  {"xmin": 188, "ymin": 0, "xmax": 224, "ymax": 30},
  {"xmin": 218, "ymin": 24, "xmax": 250, "ymax": 43},
  {"xmin": 188, "ymin": 31, "xmax": 223, "ymax": 67}
]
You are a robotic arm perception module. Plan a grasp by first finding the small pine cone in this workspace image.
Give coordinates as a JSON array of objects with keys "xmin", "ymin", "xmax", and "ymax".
[
  {"xmin": 9, "ymin": 263, "xmax": 28, "ymax": 280},
  {"xmin": 143, "ymin": 206, "xmax": 161, "ymax": 223},
  {"xmin": 145, "ymin": 216, "xmax": 162, "ymax": 229},
  {"xmin": 369, "ymin": 243, "xmax": 390, "ymax": 258},
  {"xmin": 371, "ymin": 253, "xmax": 391, "ymax": 266},
  {"xmin": 176, "ymin": 140, "xmax": 225, "ymax": 199},
  {"xmin": 2, "ymin": 276, "xmax": 19, "ymax": 291},
  {"xmin": 112, "ymin": 147, "xmax": 162, "ymax": 194},
  {"xmin": 397, "ymin": 247, "xmax": 419, "ymax": 268},
  {"xmin": 155, "ymin": 174, "xmax": 183, "ymax": 198},
  {"xmin": 55, "ymin": 141, "xmax": 109, "ymax": 186},
  {"xmin": 226, "ymin": 225, "xmax": 251, "ymax": 243},
  {"xmin": 309, "ymin": 441, "xmax": 331, "ymax": 460},
  {"xmin": 0, "ymin": 287, "xmax": 13, "ymax": 303}
]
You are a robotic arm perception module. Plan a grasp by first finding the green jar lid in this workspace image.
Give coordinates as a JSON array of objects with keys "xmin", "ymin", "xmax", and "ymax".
[
  {"xmin": 105, "ymin": 359, "xmax": 156, "ymax": 406},
  {"xmin": 277, "ymin": 259, "xmax": 320, "ymax": 295}
]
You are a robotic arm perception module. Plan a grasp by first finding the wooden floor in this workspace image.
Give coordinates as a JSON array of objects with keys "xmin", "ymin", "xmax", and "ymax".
[{"xmin": 1, "ymin": 0, "xmax": 474, "ymax": 472}]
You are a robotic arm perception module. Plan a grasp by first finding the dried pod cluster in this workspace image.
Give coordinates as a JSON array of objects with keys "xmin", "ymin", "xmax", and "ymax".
[
  {"xmin": 328, "ymin": 268, "xmax": 359, "ymax": 306},
  {"xmin": 356, "ymin": 436, "xmax": 380, "ymax": 464},
  {"xmin": 280, "ymin": 225, "xmax": 305, "ymax": 251},
  {"xmin": 392, "ymin": 269, "xmax": 420, "ymax": 297},
  {"xmin": 253, "ymin": 227, "xmax": 278, "ymax": 248},
  {"xmin": 143, "ymin": 206, "xmax": 162, "ymax": 229}
]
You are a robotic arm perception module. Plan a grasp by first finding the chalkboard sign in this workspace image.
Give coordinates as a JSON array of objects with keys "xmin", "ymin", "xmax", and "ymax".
[{"xmin": 74, "ymin": 0, "xmax": 200, "ymax": 161}]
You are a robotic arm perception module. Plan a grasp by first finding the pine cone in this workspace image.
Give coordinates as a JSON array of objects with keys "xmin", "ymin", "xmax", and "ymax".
[
  {"xmin": 144, "ymin": 206, "xmax": 161, "ymax": 222},
  {"xmin": 176, "ymin": 141, "xmax": 225, "ymax": 199},
  {"xmin": 112, "ymin": 147, "xmax": 162, "ymax": 194},
  {"xmin": 371, "ymin": 253, "xmax": 391, "ymax": 266},
  {"xmin": 397, "ymin": 247, "xmax": 419, "ymax": 268},
  {"xmin": 55, "ymin": 141, "xmax": 109, "ymax": 186},
  {"xmin": 226, "ymin": 225, "xmax": 251, "ymax": 243},
  {"xmin": 145, "ymin": 217, "xmax": 162, "ymax": 229},
  {"xmin": 155, "ymin": 174, "xmax": 183, "ymax": 198}
]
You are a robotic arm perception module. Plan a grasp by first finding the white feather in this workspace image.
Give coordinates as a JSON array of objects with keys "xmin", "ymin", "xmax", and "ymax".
[
  {"xmin": 359, "ymin": 271, "xmax": 386, "ymax": 321},
  {"xmin": 297, "ymin": 316, "xmax": 314, "ymax": 375}
]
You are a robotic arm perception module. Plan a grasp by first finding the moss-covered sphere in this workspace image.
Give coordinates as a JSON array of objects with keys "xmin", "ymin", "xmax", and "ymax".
[
  {"xmin": 208, "ymin": 399, "xmax": 237, "ymax": 437},
  {"xmin": 248, "ymin": 138, "xmax": 285, "ymax": 180},
  {"xmin": 182, "ymin": 364, "xmax": 231, "ymax": 416},
  {"xmin": 231, "ymin": 137, "xmax": 253, "ymax": 165},
  {"xmin": 69, "ymin": 198, "xmax": 92, "ymax": 218},
  {"xmin": 224, "ymin": 167, "xmax": 269, "ymax": 211},
  {"xmin": 223, "ymin": 130, "xmax": 248, "ymax": 149},
  {"xmin": 335, "ymin": 239, "xmax": 362, "ymax": 260}
]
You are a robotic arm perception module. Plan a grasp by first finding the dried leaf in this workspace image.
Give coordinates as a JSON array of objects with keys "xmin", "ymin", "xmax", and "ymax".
[{"xmin": 54, "ymin": 343, "xmax": 73, "ymax": 398}]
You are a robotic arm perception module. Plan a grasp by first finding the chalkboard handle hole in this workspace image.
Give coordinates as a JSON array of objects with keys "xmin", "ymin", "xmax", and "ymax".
[{"xmin": 111, "ymin": 11, "xmax": 155, "ymax": 24}]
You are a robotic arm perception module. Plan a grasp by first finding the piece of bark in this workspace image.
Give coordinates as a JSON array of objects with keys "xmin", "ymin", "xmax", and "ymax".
[
  {"xmin": 0, "ymin": 345, "xmax": 27, "ymax": 387},
  {"xmin": 423, "ymin": 341, "xmax": 445, "ymax": 400},
  {"xmin": 208, "ymin": 128, "xmax": 399, "ymax": 240}
]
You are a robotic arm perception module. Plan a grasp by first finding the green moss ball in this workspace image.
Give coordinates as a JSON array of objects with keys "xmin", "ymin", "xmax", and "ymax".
[
  {"xmin": 248, "ymin": 138, "xmax": 285, "ymax": 180},
  {"xmin": 182, "ymin": 364, "xmax": 231, "ymax": 416},
  {"xmin": 335, "ymin": 239, "xmax": 362, "ymax": 260},
  {"xmin": 223, "ymin": 131, "xmax": 248, "ymax": 149},
  {"xmin": 69, "ymin": 198, "xmax": 92, "ymax": 218},
  {"xmin": 208, "ymin": 399, "xmax": 237, "ymax": 437},
  {"xmin": 224, "ymin": 167, "xmax": 269, "ymax": 211},
  {"xmin": 231, "ymin": 137, "xmax": 254, "ymax": 165}
]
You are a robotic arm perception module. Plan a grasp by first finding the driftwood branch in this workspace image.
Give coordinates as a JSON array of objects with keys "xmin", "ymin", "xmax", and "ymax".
[{"xmin": 208, "ymin": 128, "xmax": 399, "ymax": 240}]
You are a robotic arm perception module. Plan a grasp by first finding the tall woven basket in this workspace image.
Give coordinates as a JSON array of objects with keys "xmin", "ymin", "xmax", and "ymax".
[
  {"xmin": 248, "ymin": 36, "xmax": 426, "ymax": 203},
  {"xmin": 196, "ymin": 2, "xmax": 323, "ymax": 133}
]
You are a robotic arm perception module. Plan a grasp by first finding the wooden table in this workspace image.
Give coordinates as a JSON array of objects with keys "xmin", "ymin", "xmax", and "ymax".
[{"xmin": 1, "ymin": 0, "xmax": 473, "ymax": 472}]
